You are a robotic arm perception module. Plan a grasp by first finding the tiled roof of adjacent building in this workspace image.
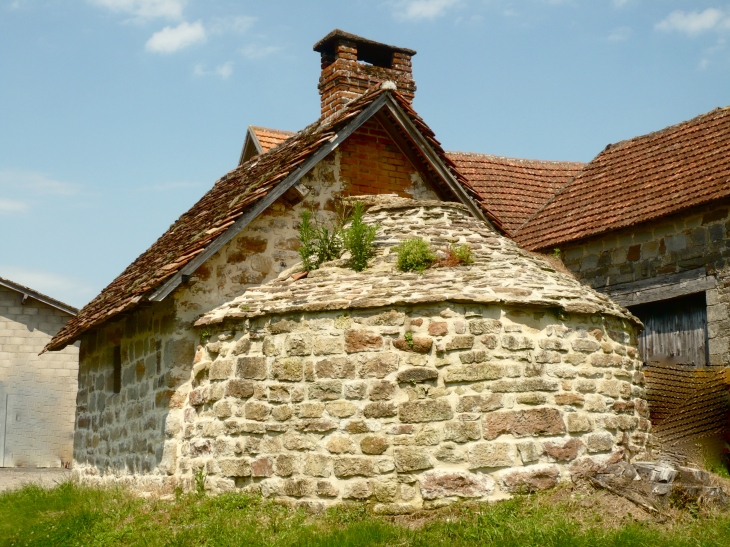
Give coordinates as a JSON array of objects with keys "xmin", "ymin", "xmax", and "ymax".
[
  {"xmin": 514, "ymin": 106, "xmax": 730, "ymax": 250},
  {"xmin": 0, "ymin": 276, "xmax": 78, "ymax": 316},
  {"xmin": 447, "ymin": 152, "xmax": 584, "ymax": 236},
  {"xmin": 251, "ymin": 126, "xmax": 296, "ymax": 153},
  {"xmin": 45, "ymin": 88, "xmax": 481, "ymax": 352}
]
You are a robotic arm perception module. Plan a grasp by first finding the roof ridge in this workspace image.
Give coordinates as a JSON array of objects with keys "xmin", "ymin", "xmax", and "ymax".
[
  {"xmin": 602, "ymin": 105, "xmax": 730, "ymax": 153},
  {"xmin": 446, "ymin": 150, "xmax": 585, "ymax": 166}
]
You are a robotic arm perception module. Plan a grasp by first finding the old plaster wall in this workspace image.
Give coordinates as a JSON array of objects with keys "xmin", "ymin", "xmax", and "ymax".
[
  {"xmin": 559, "ymin": 200, "xmax": 730, "ymax": 367},
  {"xmin": 155, "ymin": 303, "xmax": 647, "ymax": 512},
  {"xmin": 0, "ymin": 286, "xmax": 79, "ymax": 467},
  {"xmin": 73, "ymin": 132, "xmax": 439, "ymax": 481}
]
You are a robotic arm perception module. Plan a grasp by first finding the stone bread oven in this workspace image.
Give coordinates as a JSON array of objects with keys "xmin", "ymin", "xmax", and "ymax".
[{"xmin": 159, "ymin": 199, "xmax": 649, "ymax": 511}]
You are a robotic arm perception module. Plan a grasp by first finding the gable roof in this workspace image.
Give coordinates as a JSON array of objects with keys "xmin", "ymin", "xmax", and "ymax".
[
  {"xmin": 0, "ymin": 276, "xmax": 78, "ymax": 316},
  {"xmin": 45, "ymin": 87, "xmax": 488, "ymax": 352},
  {"xmin": 447, "ymin": 152, "xmax": 584, "ymax": 236},
  {"xmin": 515, "ymin": 106, "xmax": 730, "ymax": 251},
  {"xmin": 239, "ymin": 126, "xmax": 296, "ymax": 165}
]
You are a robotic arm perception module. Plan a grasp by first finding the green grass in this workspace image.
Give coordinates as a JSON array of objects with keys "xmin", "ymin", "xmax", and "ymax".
[{"xmin": 2, "ymin": 482, "xmax": 730, "ymax": 547}]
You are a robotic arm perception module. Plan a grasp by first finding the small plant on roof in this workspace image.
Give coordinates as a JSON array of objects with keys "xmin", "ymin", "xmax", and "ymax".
[
  {"xmin": 297, "ymin": 207, "xmax": 343, "ymax": 271},
  {"xmin": 438, "ymin": 242, "xmax": 474, "ymax": 267},
  {"xmin": 395, "ymin": 237, "xmax": 436, "ymax": 272},
  {"xmin": 342, "ymin": 201, "xmax": 378, "ymax": 272}
]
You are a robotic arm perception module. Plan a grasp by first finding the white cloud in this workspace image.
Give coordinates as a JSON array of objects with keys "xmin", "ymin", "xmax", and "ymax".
[
  {"xmin": 0, "ymin": 199, "xmax": 27, "ymax": 214},
  {"xmin": 87, "ymin": 0, "xmax": 186, "ymax": 21},
  {"xmin": 146, "ymin": 20, "xmax": 206, "ymax": 53},
  {"xmin": 608, "ymin": 26, "xmax": 631, "ymax": 41},
  {"xmin": 656, "ymin": 8, "xmax": 730, "ymax": 35},
  {"xmin": 0, "ymin": 265, "xmax": 95, "ymax": 307},
  {"xmin": 209, "ymin": 15, "xmax": 255, "ymax": 35},
  {"xmin": 192, "ymin": 62, "xmax": 233, "ymax": 79},
  {"xmin": 699, "ymin": 58, "xmax": 711, "ymax": 69},
  {"xmin": 240, "ymin": 44, "xmax": 281, "ymax": 59},
  {"xmin": 393, "ymin": 0, "xmax": 459, "ymax": 20},
  {"xmin": 613, "ymin": 0, "xmax": 630, "ymax": 7},
  {"xmin": 0, "ymin": 170, "xmax": 79, "ymax": 196}
]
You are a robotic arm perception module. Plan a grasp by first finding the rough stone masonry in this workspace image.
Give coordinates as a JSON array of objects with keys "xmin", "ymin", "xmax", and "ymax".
[{"xmin": 74, "ymin": 199, "xmax": 649, "ymax": 513}]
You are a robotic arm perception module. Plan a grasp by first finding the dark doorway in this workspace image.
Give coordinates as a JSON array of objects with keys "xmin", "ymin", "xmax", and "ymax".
[{"xmin": 629, "ymin": 292, "xmax": 709, "ymax": 367}]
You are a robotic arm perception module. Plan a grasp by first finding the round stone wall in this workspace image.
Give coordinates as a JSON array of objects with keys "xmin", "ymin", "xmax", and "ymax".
[{"xmin": 166, "ymin": 302, "xmax": 648, "ymax": 512}]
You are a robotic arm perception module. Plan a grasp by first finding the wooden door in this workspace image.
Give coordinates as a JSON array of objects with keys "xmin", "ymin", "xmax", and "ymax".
[{"xmin": 629, "ymin": 292, "xmax": 708, "ymax": 367}]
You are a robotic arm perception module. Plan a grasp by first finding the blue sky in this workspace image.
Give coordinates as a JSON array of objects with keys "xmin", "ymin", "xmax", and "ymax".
[{"xmin": 1, "ymin": 0, "xmax": 729, "ymax": 308}]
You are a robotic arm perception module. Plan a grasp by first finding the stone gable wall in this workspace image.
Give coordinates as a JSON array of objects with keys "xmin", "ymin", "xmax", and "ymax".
[
  {"xmin": 73, "ymin": 139, "xmax": 440, "ymax": 480},
  {"xmin": 559, "ymin": 200, "xmax": 730, "ymax": 366},
  {"xmin": 74, "ymin": 301, "xmax": 648, "ymax": 511},
  {"xmin": 0, "ymin": 286, "xmax": 79, "ymax": 467}
]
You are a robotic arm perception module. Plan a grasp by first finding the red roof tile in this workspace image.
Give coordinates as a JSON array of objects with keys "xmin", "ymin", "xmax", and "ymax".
[
  {"xmin": 515, "ymin": 107, "xmax": 730, "ymax": 250},
  {"xmin": 46, "ymin": 89, "xmax": 476, "ymax": 352},
  {"xmin": 447, "ymin": 152, "xmax": 584, "ymax": 235},
  {"xmin": 251, "ymin": 126, "xmax": 296, "ymax": 153}
]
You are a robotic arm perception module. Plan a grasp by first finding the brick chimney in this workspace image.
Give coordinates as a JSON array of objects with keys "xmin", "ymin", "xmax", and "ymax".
[{"xmin": 313, "ymin": 29, "xmax": 417, "ymax": 118}]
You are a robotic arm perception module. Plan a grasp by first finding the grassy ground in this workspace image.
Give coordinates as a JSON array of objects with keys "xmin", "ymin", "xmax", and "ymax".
[{"xmin": 1, "ymin": 481, "xmax": 730, "ymax": 547}]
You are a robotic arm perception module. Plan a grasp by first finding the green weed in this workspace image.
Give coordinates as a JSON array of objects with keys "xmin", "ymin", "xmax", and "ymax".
[
  {"xmin": 342, "ymin": 202, "xmax": 378, "ymax": 272},
  {"xmin": 395, "ymin": 238, "xmax": 436, "ymax": 272}
]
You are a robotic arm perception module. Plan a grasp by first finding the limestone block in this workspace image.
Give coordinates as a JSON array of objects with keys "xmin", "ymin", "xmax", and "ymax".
[
  {"xmin": 316, "ymin": 481, "xmax": 339, "ymax": 497},
  {"xmin": 369, "ymin": 380, "xmax": 396, "ymax": 401},
  {"xmin": 501, "ymin": 335, "xmax": 534, "ymax": 351},
  {"xmin": 398, "ymin": 399, "xmax": 453, "ymax": 423},
  {"xmin": 313, "ymin": 336, "xmax": 345, "ymax": 356},
  {"xmin": 224, "ymin": 379, "xmax": 254, "ymax": 399},
  {"xmin": 326, "ymin": 435, "xmax": 358, "ymax": 455},
  {"xmin": 244, "ymin": 401, "xmax": 270, "ymax": 421},
  {"xmin": 415, "ymin": 424, "xmax": 441, "ymax": 446},
  {"xmin": 326, "ymin": 400, "xmax": 357, "ymax": 418},
  {"xmin": 571, "ymin": 339, "xmax": 601, "ymax": 353},
  {"xmin": 372, "ymin": 480, "xmax": 398, "ymax": 502},
  {"xmin": 299, "ymin": 402, "xmax": 325, "ymax": 418},
  {"xmin": 224, "ymin": 419, "xmax": 266, "ymax": 435},
  {"xmin": 283, "ymin": 478, "xmax": 315, "ymax": 498},
  {"xmin": 269, "ymin": 320, "xmax": 296, "ymax": 334},
  {"xmin": 443, "ymin": 421, "xmax": 481, "ymax": 443},
  {"xmin": 491, "ymin": 378, "xmax": 560, "ymax": 393},
  {"xmin": 251, "ymin": 457, "xmax": 274, "ymax": 477},
  {"xmin": 358, "ymin": 353, "xmax": 399, "ymax": 378},
  {"xmin": 394, "ymin": 447, "xmax": 433, "ymax": 472},
  {"xmin": 296, "ymin": 419, "xmax": 338, "ymax": 433},
  {"xmin": 345, "ymin": 330, "xmax": 383, "ymax": 353},
  {"xmin": 343, "ymin": 480, "xmax": 373, "ymax": 500},
  {"xmin": 565, "ymin": 413, "xmax": 592, "ymax": 433},
  {"xmin": 268, "ymin": 384, "xmax": 291, "ymax": 403},
  {"xmin": 344, "ymin": 419, "xmax": 380, "ymax": 434},
  {"xmin": 516, "ymin": 393, "xmax": 547, "ymax": 405},
  {"xmin": 583, "ymin": 394, "xmax": 607, "ymax": 412},
  {"xmin": 517, "ymin": 440, "xmax": 543, "ymax": 463},
  {"xmin": 285, "ymin": 334, "xmax": 312, "ymax": 356},
  {"xmin": 345, "ymin": 381, "xmax": 368, "ymax": 399},
  {"xmin": 274, "ymin": 454, "xmax": 298, "ymax": 477},
  {"xmin": 396, "ymin": 367, "xmax": 439, "ymax": 383},
  {"xmin": 458, "ymin": 351, "xmax": 488, "ymax": 364},
  {"xmin": 219, "ymin": 458, "xmax": 251, "ymax": 477},
  {"xmin": 444, "ymin": 363, "xmax": 503, "ymax": 383},
  {"xmin": 361, "ymin": 435, "xmax": 389, "ymax": 455},
  {"xmin": 500, "ymin": 465, "xmax": 560, "ymax": 493},
  {"xmin": 364, "ymin": 401, "xmax": 397, "ymax": 418},
  {"xmin": 309, "ymin": 380, "xmax": 342, "ymax": 400},
  {"xmin": 420, "ymin": 470, "xmax": 495, "ymax": 500},
  {"xmin": 543, "ymin": 438, "xmax": 582, "ymax": 462},
  {"xmin": 468, "ymin": 442, "xmax": 518, "ymax": 468},
  {"xmin": 469, "ymin": 319, "xmax": 502, "ymax": 335},
  {"xmin": 236, "ymin": 356, "xmax": 267, "ymax": 380},
  {"xmin": 159, "ymin": 440, "xmax": 178, "ymax": 475},
  {"xmin": 231, "ymin": 337, "xmax": 252, "ymax": 356},
  {"xmin": 272, "ymin": 358, "xmax": 304, "ymax": 382},
  {"xmin": 455, "ymin": 394, "xmax": 503, "ymax": 413},
  {"xmin": 373, "ymin": 503, "xmax": 416, "ymax": 515},
  {"xmin": 304, "ymin": 453, "xmax": 331, "ymax": 477},
  {"xmin": 482, "ymin": 408, "xmax": 566, "ymax": 440},
  {"xmin": 333, "ymin": 457, "xmax": 377, "ymax": 478},
  {"xmin": 316, "ymin": 357, "xmax": 356, "ymax": 379},
  {"xmin": 584, "ymin": 432, "xmax": 614, "ymax": 453},
  {"xmin": 428, "ymin": 321, "xmax": 448, "ymax": 337},
  {"xmin": 445, "ymin": 335, "xmax": 475, "ymax": 350},
  {"xmin": 213, "ymin": 400, "xmax": 233, "ymax": 419},
  {"xmin": 393, "ymin": 336, "xmax": 433, "ymax": 354},
  {"xmin": 209, "ymin": 359, "xmax": 233, "ymax": 380}
]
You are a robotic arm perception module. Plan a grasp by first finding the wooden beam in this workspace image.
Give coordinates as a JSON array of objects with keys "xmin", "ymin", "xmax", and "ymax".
[{"xmin": 597, "ymin": 268, "xmax": 717, "ymax": 307}]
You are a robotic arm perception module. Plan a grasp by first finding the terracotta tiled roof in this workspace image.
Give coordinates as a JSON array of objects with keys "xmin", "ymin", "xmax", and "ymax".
[
  {"xmin": 515, "ymin": 106, "xmax": 730, "ymax": 250},
  {"xmin": 447, "ymin": 152, "xmax": 584, "ymax": 236},
  {"xmin": 46, "ymin": 89, "xmax": 477, "ymax": 352},
  {"xmin": 251, "ymin": 126, "xmax": 296, "ymax": 153}
]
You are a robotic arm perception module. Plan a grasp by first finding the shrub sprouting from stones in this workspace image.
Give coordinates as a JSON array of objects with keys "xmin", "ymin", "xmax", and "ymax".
[
  {"xmin": 395, "ymin": 238, "xmax": 437, "ymax": 272},
  {"xmin": 297, "ymin": 208, "xmax": 343, "ymax": 272},
  {"xmin": 341, "ymin": 201, "xmax": 378, "ymax": 272},
  {"xmin": 441, "ymin": 243, "xmax": 474, "ymax": 267}
]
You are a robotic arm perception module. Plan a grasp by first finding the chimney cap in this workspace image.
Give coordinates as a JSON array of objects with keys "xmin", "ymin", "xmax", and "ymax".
[{"xmin": 313, "ymin": 29, "xmax": 417, "ymax": 58}]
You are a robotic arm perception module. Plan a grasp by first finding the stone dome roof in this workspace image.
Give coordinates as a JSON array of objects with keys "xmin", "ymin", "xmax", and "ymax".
[{"xmin": 196, "ymin": 198, "xmax": 639, "ymax": 327}]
